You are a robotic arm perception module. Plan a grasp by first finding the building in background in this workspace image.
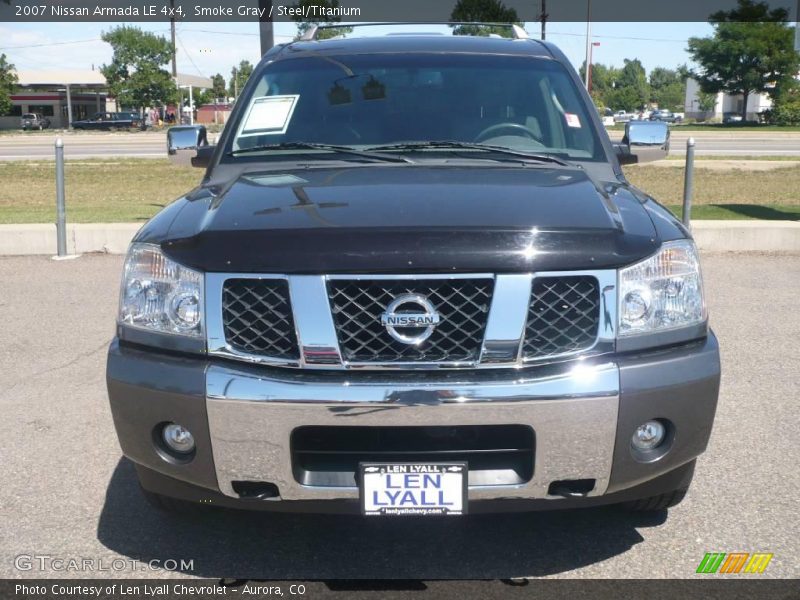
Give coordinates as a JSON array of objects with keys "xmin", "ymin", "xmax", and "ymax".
[
  {"xmin": 684, "ymin": 78, "xmax": 773, "ymax": 121},
  {"xmin": 195, "ymin": 103, "xmax": 233, "ymax": 125},
  {"xmin": 0, "ymin": 69, "xmax": 212, "ymax": 129}
]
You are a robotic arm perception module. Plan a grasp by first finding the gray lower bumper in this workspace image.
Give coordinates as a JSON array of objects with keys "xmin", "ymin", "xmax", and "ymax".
[
  {"xmin": 207, "ymin": 362, "xmax": 619, "ymax": 500},
  {"xmin": 106, "ymin": 334, "xmax": 720, "ymax": 507}
]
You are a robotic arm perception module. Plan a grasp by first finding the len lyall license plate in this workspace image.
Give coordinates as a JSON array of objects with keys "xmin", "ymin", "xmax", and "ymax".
[{"xmin": 360, "ymin": 463, "xmax": 467, "ymax": 516}]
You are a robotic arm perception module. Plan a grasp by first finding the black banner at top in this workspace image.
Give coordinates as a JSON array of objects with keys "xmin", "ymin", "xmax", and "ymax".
[{"xmin": 0, "ymin": 0, "xmax": 799, "ymax": 23}]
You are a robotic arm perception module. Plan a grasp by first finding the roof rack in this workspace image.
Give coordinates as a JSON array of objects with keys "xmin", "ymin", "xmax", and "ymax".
[{"xmin": 299, "ymin": 22, "xmax": 529, "ymax": 42}]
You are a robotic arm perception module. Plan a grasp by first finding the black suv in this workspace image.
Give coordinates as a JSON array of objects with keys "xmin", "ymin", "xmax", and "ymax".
[
  {"xmin": 71, "ymin": 111, "xmax": 143, "ymax": 130},
  {"xmin": 108, "ymin": 26, "xmax": 719, "ymax": 517}
]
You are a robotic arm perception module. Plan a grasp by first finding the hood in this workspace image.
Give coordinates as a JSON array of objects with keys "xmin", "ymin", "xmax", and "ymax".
[{"xmin": 138, "ymin": 165, "xmax": 659, "ymax": 273}]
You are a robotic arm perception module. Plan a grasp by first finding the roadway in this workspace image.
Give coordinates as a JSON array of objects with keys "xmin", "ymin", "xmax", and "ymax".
[
  {"xmin": 0, "ymin": 131, "xmax": 167, "ymax": 161},
  {"xmin": 0, "ymin": 253, "xmax": 797, "ymax": 585},
  {"xmin": 0, "ymin": 129, "xmax": 799, "ymax": 160},
  {"xmin": 612, "ymin": 130, "xmax": 800, "ymax": 156}
]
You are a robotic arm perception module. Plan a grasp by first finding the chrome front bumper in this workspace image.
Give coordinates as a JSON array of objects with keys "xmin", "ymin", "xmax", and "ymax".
[
  {"xmin": 107, "ymin": 334, "xmax": 720, "ymax": 509},
  {"xmin": 206, "ymin": 361, "xmax": 619, "ymax": 501}
]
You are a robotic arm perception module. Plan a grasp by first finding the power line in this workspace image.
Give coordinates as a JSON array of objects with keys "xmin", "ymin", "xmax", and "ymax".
[
  {"xmin": 547, "ymin": 30, "xmax": 689, "ymax": 43},
  {"xmin": 180, "ymin": 27, "xmax": 259, "ymax": 36},
  {"xmin": 179, "ymin": 27, "xmax": 294, "ymax": 41},
  {"xmin": 0, "ymin": 37, "xmax": 101, "ymax": 50},
  {"xmin": 175, "ymin": 31, "xmax": 205, "ymax": 77}
]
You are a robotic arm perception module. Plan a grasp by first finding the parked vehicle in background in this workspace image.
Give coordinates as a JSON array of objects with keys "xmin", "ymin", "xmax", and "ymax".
[
  {"xmin": 71, "ymin": 112, "xmax": 143, "ymax": 130},
  {"xmin": 649, "ymin": 109, "xmax": 683, "ymax": 123},
  {"xmin": 120, "ymin": 111, "xmax": 146, "ymax": 128},
  {"xmin": 21, "ymin": 113, "xmax": 51, "ymax": 131},
  {"xmin": 723, "ymin": 112, "xmax": 743, "ymax": 124},
  {"xmin": 613, "ymin": 110, "xmax": 632, "ymax": 123}
]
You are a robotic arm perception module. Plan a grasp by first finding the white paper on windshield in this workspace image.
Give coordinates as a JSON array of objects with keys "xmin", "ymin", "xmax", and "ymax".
[{"xmin": 239, "ymin": 95, "xmax": 299, "ymax": 136}]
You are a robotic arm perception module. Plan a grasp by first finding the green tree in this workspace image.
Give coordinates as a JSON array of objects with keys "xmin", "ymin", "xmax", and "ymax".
[
  {"xmin": 0, "ymin": 53, "xmax": 17, "ymax": 117},
  {"xmin": 291, "ymin": 0, "xmax": 353, "ymax": 40},
  {"xmin": 579, "ymin": 62, "xmax": 620, "ymax": 104},
  {"xmin": 229, "ymin": 60, "xmax": 254, "ymax": 99},
  {"xmin": 450, "ymin": 0, "xmax": 522, "ymax": 38},
  {"xmin": 649, "ymin": 67, "xmax": 681, "ymax": 91},
  {"xmin": 100, "ymin": 26, "xmax": 176, "ymax": 111},
  {"xmin": 696, "ymin": 91, "xmax": 718, "ymax": 113},
  {"xmin": 191, "ymin": 87, "xmax": 212, "ymax": 107},
  {"xmin": 687, "ymin": 0, "xmax": 800, "ymax": 120},
  {"xmin": 617, "ymin": 59, "xmax": 650, "ymax": 108},
  {"xmin": 606, "ymin": 86, "xmax": 644, "ymax": 112},
  {"xmin": 211, "ymin": 73, "xmax": 226, "ymax": 101},
  {"xmin": 648, "ymin": 68, "xmax": 686, "ymax": 111}
]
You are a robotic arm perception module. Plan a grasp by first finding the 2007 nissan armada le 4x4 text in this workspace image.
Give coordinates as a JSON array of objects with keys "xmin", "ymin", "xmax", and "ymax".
[{"xmin": 107, "ymin": 26, "xmax": 720, "ymax": 517}]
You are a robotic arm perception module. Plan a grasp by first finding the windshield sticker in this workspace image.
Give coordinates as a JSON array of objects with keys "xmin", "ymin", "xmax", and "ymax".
[
  {"xmin": 565, "ymin": 113, "xmax": 581, "ymax": 128},
  {"xmin": 239, "ymin": 95, "xmax": 299, "ymax": 136}
]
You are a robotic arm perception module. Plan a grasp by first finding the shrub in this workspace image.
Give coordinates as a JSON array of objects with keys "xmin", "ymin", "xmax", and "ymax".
[{"xmin": 762, "ymin": 101, "xmax": 800, "ymax": 126}]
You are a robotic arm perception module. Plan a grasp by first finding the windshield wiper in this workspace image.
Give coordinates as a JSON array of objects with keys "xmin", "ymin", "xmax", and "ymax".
[
  {"xmin": 365, "ymin": 141, "xmax": 571, "ymax": 166},
  {"xmin": 228, "ymin": 142, "xmax": 413, "ymax": 164}
]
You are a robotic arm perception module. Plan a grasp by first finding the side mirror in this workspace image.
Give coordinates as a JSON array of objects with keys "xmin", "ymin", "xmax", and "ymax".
[
  {"xmin": 617, "ymin": 120, "xmax": 670, "ymax": 165},
  {"xmin": 167, "ymin": 125, "xmax": 212, "ymax": 168}
]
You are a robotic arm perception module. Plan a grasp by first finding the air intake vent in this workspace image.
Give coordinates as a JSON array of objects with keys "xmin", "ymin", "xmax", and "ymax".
[
  {"xmin": 522, "ymin": 276, "xmax": 600, "ymax": 360},
  {"xmin": 222, "ymin": 278, "xmax": 300, "ymax": 359}
]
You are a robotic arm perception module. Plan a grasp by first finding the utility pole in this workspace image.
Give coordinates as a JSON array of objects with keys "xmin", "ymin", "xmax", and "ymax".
[
  {"xmin": 587, "ymin": 42, "xmax": 600, "ymax": 93},
  {"xmin": 170, "ymin": 0, "xmax": 177, "ymax": 79},
  {"xmin": 170, "ymin": 0, "xmax": 178, "ymax": 121},
  {"xmin": 584, "ymin": 0, "xmax": 592, "ymax": 90},
  {"xmin": 540, "ymin": 0, "xmax": 547, "ymax": 40},
  {"xmin": 259, "ymin": 0, "xmax": 274, "ymax": 56}
]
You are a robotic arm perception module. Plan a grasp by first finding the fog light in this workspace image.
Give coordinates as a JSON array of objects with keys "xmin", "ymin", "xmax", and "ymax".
[
  {"xmin": 162, "ymin": 423, "xmax": 195, "ymax": 454},
  {"xmin": 631, "ymin": 420, "xmax": 666, "ymax": 450}
]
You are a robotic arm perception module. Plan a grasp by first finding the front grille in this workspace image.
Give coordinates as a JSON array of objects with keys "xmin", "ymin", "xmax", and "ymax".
[
  {"xmin": 222, "ymin": 279, "xmax": 300, "ymax": 359},
  {"xmin": 328, "ymin": 279, "xmax": 493, "ymax": 363},
  {"xmin": 291, "ymin": 425, "xmax": 535, "ymax": 487},
  {"xmin": 522, "ymin": 276, "xmax": 600, "ymax": 360}
]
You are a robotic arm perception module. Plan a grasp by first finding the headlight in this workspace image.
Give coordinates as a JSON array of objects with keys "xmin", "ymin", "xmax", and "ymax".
[
  {"xmin": 118, "ymin": 243, "xmax": 203, "ymax": 337},
  {"xmin": 618, "ymin": 240, "xmax": 705, "ymax": 336}
]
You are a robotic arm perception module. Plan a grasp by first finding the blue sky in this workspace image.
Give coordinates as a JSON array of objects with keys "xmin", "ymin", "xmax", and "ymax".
[{"xmin": 0, "ymin": 21, "xmax": 716, "ymax": 80}]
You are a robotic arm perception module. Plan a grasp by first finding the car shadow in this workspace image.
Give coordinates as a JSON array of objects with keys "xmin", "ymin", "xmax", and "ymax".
[{"xmin": 97, "ymin": 458, "xmax": 666, "ymax": 579}]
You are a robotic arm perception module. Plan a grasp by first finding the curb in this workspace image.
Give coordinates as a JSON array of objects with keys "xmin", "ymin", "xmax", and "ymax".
[
  {"xmin": 691, "ymin": 220, "xmax": 800, "ymax": 252},
  {"xmin": 0, "ymin": 221, "xmax": 799, "ymax": 256},
  {"xmin": 0, "ymin": 223, "xmax": 141, "ymax": 256}
]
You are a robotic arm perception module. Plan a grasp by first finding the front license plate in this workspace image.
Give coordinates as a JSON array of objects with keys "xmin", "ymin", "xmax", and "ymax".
[{"xmin": 360, "ymin": 462, "xmax": 467, "ymax": 516}]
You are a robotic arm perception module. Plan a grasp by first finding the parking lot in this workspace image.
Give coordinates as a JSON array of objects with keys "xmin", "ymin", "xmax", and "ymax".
[{"xmin": 0, "ymin": 252, "xmax": 798, "ymax": 581}]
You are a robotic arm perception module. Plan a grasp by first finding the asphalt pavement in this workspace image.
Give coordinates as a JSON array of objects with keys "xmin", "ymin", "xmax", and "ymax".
[
  {"xmin": 0, "ymin": 132, "xmax": 166, "ymax": 160},
  {"xmin": 0, "ymin": 129, "xmax": 799, "ymax": 160},
  {"xmin": 0, "ymin": 253, "xmax": 798, "ymax": 583},
  {"xmin": 608, "ymin": 129, "xmax": 800, "ymax": 156}
]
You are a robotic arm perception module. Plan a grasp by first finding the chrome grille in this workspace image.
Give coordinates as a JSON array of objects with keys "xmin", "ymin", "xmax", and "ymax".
[
  {"xmin": 222, "ymin": 279, "xmax": 300, "ymax": 359},
  {"xmin": 522, "ymin": 276, "xmax": 600, "ymax": 360},
  {"xmin": 328, "ymin": 278, "xmax": 494, "ymax": 363}
]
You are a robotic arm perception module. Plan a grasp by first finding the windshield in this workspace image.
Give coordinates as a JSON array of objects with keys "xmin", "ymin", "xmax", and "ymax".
[
  {"xmin": 22, "ymin": 114, "xmax": 36, "ymax": 119},
  {"xmin": 225, "ymin": 53, "xmax": 604, "ymax": 162}
]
